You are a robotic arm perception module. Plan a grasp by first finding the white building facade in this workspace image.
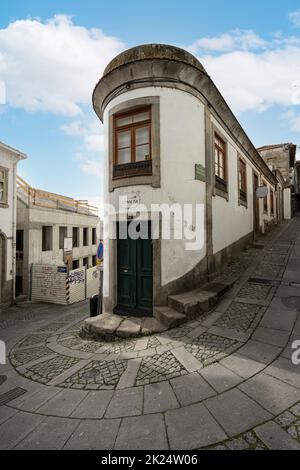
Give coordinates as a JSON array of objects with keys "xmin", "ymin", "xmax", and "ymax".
[
  {"xmin": 16, "ymin": 177, "xmax": 100, "ymax": 298},
  {"xmin": 93, "ymin": 44, "xmax": 281, "ymax": 317},
  {"xmin": 0, "ymin": 141, "xmax": 26, "ymax": 304}
]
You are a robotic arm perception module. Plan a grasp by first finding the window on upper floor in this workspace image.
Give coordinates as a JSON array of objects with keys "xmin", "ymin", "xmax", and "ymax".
[
  {"xmin": 113, "ymin": 107, "xmax": 152, "ymax": 179},
  {"xmin": 83, "ymin": 227, "xmax": 89, "ymax": 246},
  {"xmin": 214, "ymin": 133, "xmax": 227, "ymax": 192},
  {"xmin": 238, "ymin": 158, "xmax": 247, "ymax": 203},
  {"xmin": 42, "ymin": 226, "xmax": 52, "ymax": 251},
  {"xmin": 0, "ymin": 167, "xmax": 8, "ymax": 206},
  {"xmin": 59, "ymin": 226, "xmax": 67, "ymax": 250},
  {"xmin": 92, "ymin": 227, "xmax": 96, "ymax": 245},
  {"xmin": 72, "ymin": 227, "xmax": 79, "ymax": 248}
]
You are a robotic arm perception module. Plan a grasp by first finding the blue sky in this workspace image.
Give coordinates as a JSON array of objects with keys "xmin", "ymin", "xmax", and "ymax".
[{"xmin": 1, "ymin": 0, "xmax": 300, "ymax": 207}]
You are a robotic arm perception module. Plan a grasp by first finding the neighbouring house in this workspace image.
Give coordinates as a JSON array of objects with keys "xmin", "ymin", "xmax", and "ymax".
[
  {"xmin": 16, "ymin": 176, "xmax": 100, "ymax": 298},
  {"xmin": 92, "ymin": 43, "xmax": 289, "ymax": 319},
  {"xmin": 0, "ymin": 141, "xmax": 26, "ymax": 304},
  {"xmin": 257, "ymin": 143, "xmax": 297, "ymax": 219}
]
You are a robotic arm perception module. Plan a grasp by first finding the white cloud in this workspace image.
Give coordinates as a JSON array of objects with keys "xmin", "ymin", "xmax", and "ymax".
[
  {"xmin": 196, "ymin": 45, "xmax": 300, "ymax": 114},
  {"xmin": 281, "ymin": 109, "xmax": 300, "ymax": 133},
  {"xmin": 289, "ymin": 10, "xmax": 300, "ymax": 27},
  {"xmin": 188, "ymin": 29, "xmax": 268, "ymax": 54},
  {"xmin": 0, "ymin": 15, "xmax": 125, "ymax": 115},
  {"xmin": 61, "ymin": 117, "xmax": 105, "ymax": 151}
]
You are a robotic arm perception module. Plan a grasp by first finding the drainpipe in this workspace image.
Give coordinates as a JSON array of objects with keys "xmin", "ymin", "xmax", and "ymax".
[{"xmin": 12, "ymin": 161, "xmax": 17, "ymax": 304}]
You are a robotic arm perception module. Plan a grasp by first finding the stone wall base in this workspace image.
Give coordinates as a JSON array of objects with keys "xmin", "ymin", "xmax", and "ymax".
[{"xmin": 1, "ymin": 279, "xmax": 13, "ymax": 304}]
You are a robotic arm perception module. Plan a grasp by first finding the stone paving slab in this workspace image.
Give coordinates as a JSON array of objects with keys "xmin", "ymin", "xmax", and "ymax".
[
  {"xmin": 239, "ymin": 373, "xmax": 300, "ymax": 415},
  {"xmin": 65, "ymin": 418, "xmax": 120, "ymax": 450},
  {"xmin": 105, "ymin": 387, "xmax": 143, "ymax": 418},
  {"xmin": 165, "ymin": 402, "xmax": 227, "ymax": 449},
  {"xmin": 236, "ymin": 339, "xmax": 282, "ymax": 365},
  {"xmin": 0, "ymin": 411, "xmax": 45, "ymax": 450},
  {"xmin": 252, "ymin": 326, "xmax": 290, "ymax": 347},
  {"xmin": 36, "ymin": 389, "xmax": 88, "ymax": 417},
  {"xmin": 144, "ymin": 381, "xmax": 179, "ymax": 414},
  {"xmin": 260, "ymin": 306, "xmax": 298, "ymax": 332},
  {"xmin": 199, "ymin": 363, "xmax": 243, "ymax": 393},
  {"xmin": 115, "ymin": 414, "xmax": 168, "ymax": 450},
  {"xmin": 12, "ymin": 386, "xmax": 62, "ymax": 412},
  {"xmin": 70, "ymin": 390, "xmax": 113, "ymax": 419},
  {"xmin": 15, "ymin": 416, "xmax": 79, "ymax": 450},
  {"xmin": 205, "ymin": 388, "xmax": 272, "ymax": 437},
  {"xmin": 264, "ymin": 357, "xmax": 300, "ymax": 389},
  {"xmin": 0, "ymin": 405, "xmax": 18, "ymax": 426},
  {"xmin": 255, "ymin": 421, "xmax": 300, "ymax": 450},
  {"xmin": 220, "ymin": 354, "xmax": 265, "ymax": 379},
  {"xmin": 170, "ymin": 372, "xmax": 216, "ymax": 406}
]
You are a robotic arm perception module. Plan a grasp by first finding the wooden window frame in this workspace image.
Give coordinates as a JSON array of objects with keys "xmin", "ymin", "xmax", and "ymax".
[
  {"xmin": 0, "ymin": 166, "xmax": 8, "ymax": 207},
  {"xmin": 113, "ymin": 106, "xmax": 152, "ymax": 179},
  {"xmin": 213, "ymin": 131, "xmax": 228, "ymax": 196},
  {"xmin": 238, "ymin": 157, "xmax": 247, "ymax": 206}
]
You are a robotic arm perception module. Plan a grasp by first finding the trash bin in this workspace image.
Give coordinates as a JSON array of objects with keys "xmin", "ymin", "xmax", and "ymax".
[{"xmin": 90, "ymin": 294, "xmax": 99, "ymax": 317}]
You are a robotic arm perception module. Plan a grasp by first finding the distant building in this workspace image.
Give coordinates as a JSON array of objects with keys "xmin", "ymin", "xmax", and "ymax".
[
  {"xmin": 257, "ymin": 143, "xmax": 297, "ymax": 218},
  {"xmin": 16, "ymin": 177, "xmax": 100, "ymax": 298},
  {"xmin": 0, "ymin": 141, "xmax": 26, "ymax": 304}
]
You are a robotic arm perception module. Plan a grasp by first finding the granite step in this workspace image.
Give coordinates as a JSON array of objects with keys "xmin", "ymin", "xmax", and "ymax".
[
  {"xmin": 153, "ymin": 306, "xmax": 187, "ymax": 328},
  {"xmin": 81, "ymin": 312, "xmax": 167, "ymax": 340},
  {"xmin": 168, "ymin": 280, "xmax": 233, "ymax": 318}
]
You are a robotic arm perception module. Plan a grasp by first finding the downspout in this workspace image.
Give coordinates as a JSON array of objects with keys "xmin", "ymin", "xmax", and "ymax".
[{"xmin": 12, "ymin": 161, "xmax": 17, "ymax": 304}]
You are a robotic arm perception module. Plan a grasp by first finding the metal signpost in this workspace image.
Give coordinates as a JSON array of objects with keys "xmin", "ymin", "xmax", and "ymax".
[{"xmin": 96, "ymin": 241, "xmax": 104, "ymax": 316}]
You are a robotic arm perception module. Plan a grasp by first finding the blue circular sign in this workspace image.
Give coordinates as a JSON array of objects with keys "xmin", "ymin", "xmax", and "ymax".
[{"xmin": 97, "ymin": 242, "xmax": 104, "ymax": 260}]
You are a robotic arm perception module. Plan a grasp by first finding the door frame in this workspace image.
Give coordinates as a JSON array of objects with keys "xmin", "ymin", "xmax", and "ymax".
[
  {"xmin": 103, "ymin": 216, "xmax": 161, "ymax": 315},
  {"xmin": 115, "ymin": 220, "xmax": 153, "ymax": 316}
]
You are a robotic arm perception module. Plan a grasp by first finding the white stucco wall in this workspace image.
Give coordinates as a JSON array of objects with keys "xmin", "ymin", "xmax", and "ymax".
[
  {"xmin": 212, "ymin": 119, "xmax": 254, "ymax": 254},
  {"xmin": 0, "ymin": 147, "xmax": 20, "ymax": 287},
  {"xmin": 284, "ymin": 187, "xmax": 292, "ymax": 219},
  {"xmin": 103, "ymin": 86, "xmax": 207, "ymax": 297}
]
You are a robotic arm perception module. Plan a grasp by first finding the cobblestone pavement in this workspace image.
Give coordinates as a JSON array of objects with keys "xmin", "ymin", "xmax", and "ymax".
[{"xmin": 1, "ymin": 217, "xmax": 300, "ymax": 449}]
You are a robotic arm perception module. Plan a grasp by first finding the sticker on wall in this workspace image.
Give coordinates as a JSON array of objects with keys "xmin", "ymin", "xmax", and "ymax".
[{"xmin": 195, "ymin": 164, "xmax": 206, "ymax": 182}]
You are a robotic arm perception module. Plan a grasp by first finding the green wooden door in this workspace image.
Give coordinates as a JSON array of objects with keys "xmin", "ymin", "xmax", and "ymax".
[{"xmin": 117, "ymin": 222, "xmax": 153, "ymax": 314}]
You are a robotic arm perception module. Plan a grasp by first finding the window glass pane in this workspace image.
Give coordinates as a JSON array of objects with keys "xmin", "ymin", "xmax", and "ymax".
[
  {"xmin": 135, "ymin": 126, "xmax": 149, "ymax": 145},
  {"xmin": 0, "ymin": 170, "xmax": 4, "ymax": 180},
  {"xmin": 136, "ymin": 144, "xmax": 150, "ymax": 162},
  {"xmin": 118, "ymin": 148, "xmax": 131, "ymax": 164},
  {"xmin": 117, "ymin": 130, "xmax": 131, "ymax": 149},
  {"xmin": 133, "ymin": 111, "xmax": 150, "ymax": 123},
  {"xmin": 116, "ymin": 115, "xmax": 132, "ymax": 127},
  {"xmin": 215, "ymin": 162, "xmax": 219, "ymax": 175},
  {"xmin": 0, "ymin": 182, "xmax": 3, "ymax": 200},
  {"xmin": 219, "ymin": 166, "xmax": 224, "ymax": 179}
]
